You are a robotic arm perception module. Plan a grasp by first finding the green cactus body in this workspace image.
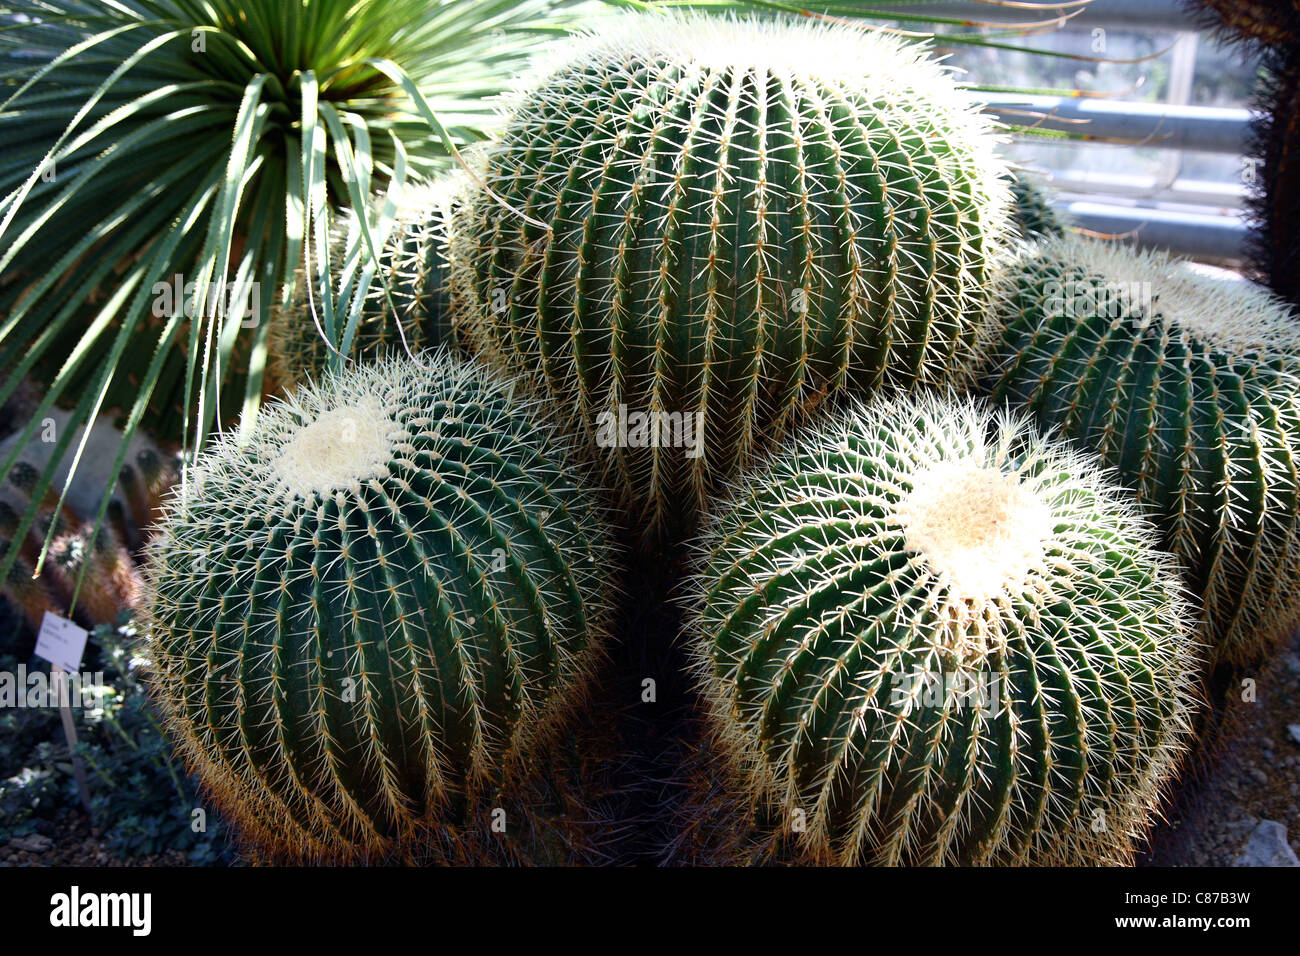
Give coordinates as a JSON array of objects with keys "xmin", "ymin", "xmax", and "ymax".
[
  {"xmin": 1008, "ymin": 171, "xmax": 1068, "ymax": 240},
  {"xmin": 269, "ymin": 186, "xmax": 458, "ymax": 393},
  {"xmin": 980, "ymin": 236, "xmax": 1300, "ymax": 667},
  {"xmin": 450, "ymin": 13, "xmax": 1010, "ymax": 537},
  {"xmin": 142, "ymin": 353, "xmax": 613, "ymax": 862},
  {"xmin": 688, "ymin": 393, "xmax": 1197, "ymax": 866}
]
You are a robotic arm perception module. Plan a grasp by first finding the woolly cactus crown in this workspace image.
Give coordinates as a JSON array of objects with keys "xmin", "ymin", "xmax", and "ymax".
[
  {"xmin": 1013, "ymin": 235, "xmax": 1297, "ymax": 354},
  {"xmin": 980, "ymin": 235, "xmax": 1300, "ymax": 666},
  {"xmin": 451, "ymin": 11, "xmax": 1011, "ymax": 538},
  {"xmin": 142, "ymin": 352, "xmax": 613, "ymax": 863},
  {"xmin": 517, "ymin": 11, "xmax": 1004, "ymax": 142},
  {"xmin": 688, "ymin": 393, "xmax": 1198, "ymax": 866}
]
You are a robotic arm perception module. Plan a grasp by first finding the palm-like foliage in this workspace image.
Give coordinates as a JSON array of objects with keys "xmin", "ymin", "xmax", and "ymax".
[{"xmin": 0, "ymin": 0, "xmax": 599, "ymax": 584}]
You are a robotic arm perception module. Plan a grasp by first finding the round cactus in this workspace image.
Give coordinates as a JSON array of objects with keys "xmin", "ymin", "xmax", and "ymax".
[
  {"xmin": 449, "ymin": 12, "xmax": 1011, "ymax": 537},
  {"xmin": 268, "ymin": 186, "xmax": 459, "ymax": 394},
  {"xmin": 687, "ymin": 393, "xmax": 1198, "ymax": 866},
  {"xmin": 141, "ymin": 352, "xmax": 614, "ymax": 863},
  {"xmin": 979, "ymin": 235, "xmax": 1300, "ymax": 667},
  {"xmin": 1007, "ymin": 170, "xmax": 1068, "ymax": 240}
]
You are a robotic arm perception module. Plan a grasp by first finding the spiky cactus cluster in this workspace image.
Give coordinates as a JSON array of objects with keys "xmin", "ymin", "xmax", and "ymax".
[
  {"xmin": 450, "ymin": 12, "xmax": 1011, "ymax": 536},
  {"xmin": 1007, "ymin": 171, "xmax": 1068, "ymax": 240},
  {"xmin": 3, "ymin": 460, "xmax": 149, "ymax": 629},
  {"xmin": 687, "ymin": 393, "xmax": 1198, "ymax": 866},
  {"xmin": 979, "ymin": 235, "xmax": 1300, "ymax": 667},
  {"xmin": 141, "ymin": 352, "xmax": 613, "ymax": 863},
  {"xmin": 268, "ymin": 186, "xmax": 458, "ymax": 393}
]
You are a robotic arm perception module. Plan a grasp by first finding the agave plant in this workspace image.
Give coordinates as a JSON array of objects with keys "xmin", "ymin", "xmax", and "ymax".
[{"xmin": 0, "ymin": 0, "xmax": 603, "ymax": 589}]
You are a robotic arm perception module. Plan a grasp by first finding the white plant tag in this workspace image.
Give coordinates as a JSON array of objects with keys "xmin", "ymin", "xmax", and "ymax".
[{"xmin": 34, "ymin": 611, "xmax": 88, "ymax": 674}]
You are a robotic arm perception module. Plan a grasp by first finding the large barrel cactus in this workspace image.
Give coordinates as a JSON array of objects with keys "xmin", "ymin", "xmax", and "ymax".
[
  {"xmin": 268, "ymin": 186, "xmax": 459, "ymax": 394},
  {"xmin": 687, "ymin": 393, "xmax": 1197, "ymax": 866},
  {"xmin": 141, "ymin": 352, "xmax": 613, "ymax": 863},
  {"xmin": 980, "ymin": 235, "xmax": 1300, "ymax": 667},
  {"xmin": 450, "ymin": 12, "xmax": 1011, "ymax": 537}
]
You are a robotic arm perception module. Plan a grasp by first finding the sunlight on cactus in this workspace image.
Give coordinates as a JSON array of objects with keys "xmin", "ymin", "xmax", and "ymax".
[
  {"xmin": 141, "ymin": 352, "xmax": 614, "ymax": 863},
  {"xmin": 450, "ymin": 11, "xmax": 1012, "ymax": 539},
  {"xmin": 267, "ymin": 183, "xmax": 462, "ymax": 395},
  {"xmin": 687, "ymin": 393, "xmax": 1199, "ymax": 866},
  {"xmin": 980, "ymin": 235, "xmax": 1300, "ymax": 668}
]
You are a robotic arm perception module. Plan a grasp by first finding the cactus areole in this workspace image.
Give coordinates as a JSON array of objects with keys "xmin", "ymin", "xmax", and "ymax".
[
  {"xmin": 141, "ymin": 353, "xmax": 612, "ymax": 863},
  {"xmin": 451, "ymin": 12, "xmax": 1011, "ymax": 537},
  {"xmin": 689, "ymin": 394, "xmax": 1197, "ymax": 866}
]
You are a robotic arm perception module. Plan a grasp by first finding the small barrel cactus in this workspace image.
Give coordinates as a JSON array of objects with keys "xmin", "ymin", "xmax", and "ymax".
[
  {"xmin": 1007, "ymin": 170, "xmax": 1068, "ymax": 240},
  {"xmin": 5, "ymin": 462, "xmax": 137, "ymax": 626},
  {"xmin": 450, "ymin": 12, "xmax": 1011, "ymax": 537},
  {"xmin": 687, "ymin": 393, "xmax": 1197, "ymax": 866},
  {"xmin": 979, "ymin": 235, "xmax": 1300, "ymax": 667},
  {"xmin": 141, "ymin": 352, "xmax": 614, "ymax": 863},
  {"xmin": 268, "ymin": 186, "xmax": 458, "ymax": 393}
]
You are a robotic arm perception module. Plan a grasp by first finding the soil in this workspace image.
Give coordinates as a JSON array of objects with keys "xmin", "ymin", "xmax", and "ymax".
[
  {"xmin": 1141, "ymin": 630, "xmax": 1300, "ymax": 865},
  {"xmin": 0, "ymin": 809, "xmax": 191, "ymax": 867}
]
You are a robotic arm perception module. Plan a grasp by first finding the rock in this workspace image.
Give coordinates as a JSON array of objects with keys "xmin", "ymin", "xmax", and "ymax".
[
  {"xmin": 8, "ymin": 834, "xmax": 52, "ymax": 853},
  {"xmin": 1235, "ymin": 821, "xmax": 1300, "ymax": 866},
  {"xmin": 0, "ymin": 407, "xmax": 160, "ymax": 521},
  {"xmin": 1249, "ymin": 767, "xmax": 1269, "ymax": 787},
  {"xmin": 1287, "ymin": 724, "xmax": 1300, "ymax": 746}
]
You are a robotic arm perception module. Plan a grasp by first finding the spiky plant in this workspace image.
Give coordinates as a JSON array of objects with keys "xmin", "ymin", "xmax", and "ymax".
[
  {"xmin": 1, "ymin": 552, "xmax": 56, "ymax": 634},
  {"xmin": 980, "ymin": 235, "xmax": 1300, "ymax": 668},
  {"xmin": 450, "ymin": 12, "xmax": 1012, "ymax": 538},
  {"xmin": 1246, "ymin": 43, "xmax": 1300, "ymax": 308},
  {"xmin": 1181, "ymin": 0, "xmax": 1300, "ymax": 50},
  {"xmin": 687, "ymin": 393, "xmax": 1198, "ymax": 866},
  {"xmin": 267, "ymin": 185, "xmax": 459, "ymax": 394},
  {"xmin": 141, "ymin": 351, "xmax": 615, "ymax": 863},
  {"xmin": 0, "ymin": 488, "xmax": 140, "ymax": 631},
  {"xmin": 0, "ymin": 0, "xmax": 609, "ymax": 592},
  {"xmin": 1008, "ymin": 170, "xmax": 1069, "ymax": 241},
  {"xmin": 1175, "ymin": 1, "xmax": 1300, "ymax": 307}
]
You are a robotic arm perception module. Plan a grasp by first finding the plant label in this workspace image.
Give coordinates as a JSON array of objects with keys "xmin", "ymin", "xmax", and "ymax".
[{"xmin": 34, "ymin": 611, "xmax": 88, "ymax": 674}]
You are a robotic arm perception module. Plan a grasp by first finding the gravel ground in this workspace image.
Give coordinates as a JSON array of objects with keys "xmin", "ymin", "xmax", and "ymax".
[
  {"xmin": 0, "ymin": 809, "xmax": 191, "ymax": 867},
  {"xmin": 1142, "ymin": 631, "xmax": 1300, "ymax": 865}
]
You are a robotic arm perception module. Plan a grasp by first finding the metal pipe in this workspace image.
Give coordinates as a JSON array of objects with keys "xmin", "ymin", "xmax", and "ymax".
[
  {"xmin": 985, "ymin": 95, "xmax": 1249, "ymax": 153},
  {"xmin": 1063, "ymin": 200, "xmax": 1248, "ymax": 260},
  {"xmin": 870, "ymin": 0, "xmax": 1192, "ymax": 31}
]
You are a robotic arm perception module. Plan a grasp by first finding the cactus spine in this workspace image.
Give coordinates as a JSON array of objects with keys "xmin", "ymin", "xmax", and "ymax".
[
  {"xmin": 1007, "ymin": 171, "xmax": 1068, "ymax": 240},
  {"xmin": 269, "ymin": 186, "xmax": 458, "ymax": 393},
  {"xmin": 980, "ymin": 235, "xmax": 1300, "ymax": 667},
  {"xmin": 450, "ymin": 12, "xmax": 1011, "ymax": 536},
  {"xmin": 688, "ymin": 393, "xmax": 1197, "ymax": 866},
  {"xmin": 142, "ymin": 352, "xmax": 613, "ymax": 863}
]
